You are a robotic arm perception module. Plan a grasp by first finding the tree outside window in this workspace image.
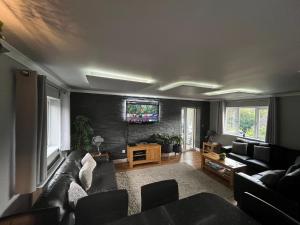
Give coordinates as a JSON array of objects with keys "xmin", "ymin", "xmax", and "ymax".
[{"xmin": 224, "ymin": 106, "xmax": 268, "ymax": 141}]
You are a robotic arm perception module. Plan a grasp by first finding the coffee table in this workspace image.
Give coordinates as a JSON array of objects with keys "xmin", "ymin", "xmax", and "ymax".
[{"xmin": 200, "ymin": 152, "xmax": 247, "ymax": 186}]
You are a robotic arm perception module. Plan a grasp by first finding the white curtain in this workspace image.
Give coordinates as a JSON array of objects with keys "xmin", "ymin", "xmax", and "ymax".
[{"xmin": 60, "ymin": 90, "xmax": 71, "ymax": 151}]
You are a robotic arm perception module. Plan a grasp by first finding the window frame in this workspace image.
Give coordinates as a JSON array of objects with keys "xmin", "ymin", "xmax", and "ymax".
[
  {"xmin": 223, "ymin": 106, "xmax": 268, "ymax": 141},
  {"xmin": 46, "ymin": 96, "xmax": 61, "ymax": 171}
]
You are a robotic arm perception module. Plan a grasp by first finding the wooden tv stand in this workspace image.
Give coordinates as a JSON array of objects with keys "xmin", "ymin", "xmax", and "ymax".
[{"xmin": 127, "ymin": 143, "xmax": 161, "ymax": 168}]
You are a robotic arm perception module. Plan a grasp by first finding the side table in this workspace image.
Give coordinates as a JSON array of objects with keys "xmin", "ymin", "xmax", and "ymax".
[{"xmin": 91, "ymin": 152, "xmax": 110, "ymax": 162}]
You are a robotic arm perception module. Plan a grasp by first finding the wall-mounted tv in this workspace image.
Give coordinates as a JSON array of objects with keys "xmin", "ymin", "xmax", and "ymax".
[{"xmin": 126, "ymin": 99, "xmax": 159, "ymax": 124}]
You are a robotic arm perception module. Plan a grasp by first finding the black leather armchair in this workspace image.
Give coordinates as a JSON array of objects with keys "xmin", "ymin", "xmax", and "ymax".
[
  {"xmin": 75, "ymin": 190, "xmax": 128, "ymax": 225},
  {"xmin": 234, "ymin": 172, "xmax": 300, "ymax": 220}
]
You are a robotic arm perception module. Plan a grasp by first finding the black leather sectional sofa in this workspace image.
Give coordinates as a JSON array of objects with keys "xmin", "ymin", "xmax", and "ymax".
[
  {"xmin": 33, "ymin": 151, "xmax": 118, "ymax": 225},
  {"xmin": 228, "ymin": 138, "xmax": 300, "ymax": 220},
  {"xmin": 227, "ymin": 138, "xmax": 299, "ymax": 174}
]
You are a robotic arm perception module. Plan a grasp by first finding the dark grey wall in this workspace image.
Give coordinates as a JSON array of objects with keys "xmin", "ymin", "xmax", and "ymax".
[
  {"xmin": 0, "ymin": 54, "xmax": 28, "ymax": 213},
  {"xmin": 278, "ymin": 95, "xmax": 300, "ymax": 150},
  {"xmin": 70, "ymin": 93, "xmax": 210, "ymax": 158}
]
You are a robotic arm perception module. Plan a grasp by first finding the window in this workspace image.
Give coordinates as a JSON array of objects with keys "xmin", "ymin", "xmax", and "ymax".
[
  {"xmin": 47, "ymin": 97, "xmax": 61, "ymax": 168},
  {"xmin": 224, "ymin": 106, "xmax": 268, "ymax": 141}
]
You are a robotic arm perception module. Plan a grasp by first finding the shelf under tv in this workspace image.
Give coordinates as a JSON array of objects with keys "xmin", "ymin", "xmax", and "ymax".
[{"xmin": 127, "ymin": 143, "xmax": 161, "ymax": 168}]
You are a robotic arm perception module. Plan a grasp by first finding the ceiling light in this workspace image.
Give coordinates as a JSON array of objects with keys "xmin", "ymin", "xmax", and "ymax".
[
  {"xmin": 158, "ymin": 81, "xmax": 221, "ymax": 91},
  {"xmin": 87, "ymin": 69, "xmax": 155, "ymax": 84},
  {"xmin": 204, "ymin": 88, "xmax": 262, "ymax": 96}
]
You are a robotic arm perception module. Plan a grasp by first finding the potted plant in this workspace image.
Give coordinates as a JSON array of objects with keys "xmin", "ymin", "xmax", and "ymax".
[
  {"xmin": 171, "ymin": 135, "xmax": 182, "ymax": 153},
  {"xmin": 219, "ymin": 153, "xmax": 226, "ymax": 160},
  {"xmin": 161, "ymin": 134, "xmax": 173, "ymax": 153},
  {"xmin": 72, "ymin": 115, "xmax": 94, "ymax": 152},
  {"xmin": 148, "ymin": 133, "xmax": 164, "ymax": 144}
]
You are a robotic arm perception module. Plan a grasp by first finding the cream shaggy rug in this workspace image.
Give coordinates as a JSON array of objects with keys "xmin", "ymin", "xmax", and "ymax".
[{"xmin": 116, "ymin": 163, "xmax": 234, "ymax": 215}]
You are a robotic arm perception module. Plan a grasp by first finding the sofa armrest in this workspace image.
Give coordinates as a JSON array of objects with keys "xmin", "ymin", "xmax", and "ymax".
[
  {"xmin": 75, "ymin": 190, "xmax": 128, "ymax": 225},
  {"xmin": 234, "ymin": 172, "xmax": 300, "ymax": 220},
  {"xmin": 221, "ymin": 145, "xmax": 232, "ymax": 154},
  {"xmin": 239, "ymin": 192, "xmax": 300, "ymax": 225}
]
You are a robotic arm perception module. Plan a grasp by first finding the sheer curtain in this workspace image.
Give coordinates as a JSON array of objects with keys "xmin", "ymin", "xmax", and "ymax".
[
  {"xmin": 266, "ymin": 97, "xmax": 278, "ymax": 144},
  {"xmin": 60, "ymin": 90, "xmax": 71, "ymax": 151}
]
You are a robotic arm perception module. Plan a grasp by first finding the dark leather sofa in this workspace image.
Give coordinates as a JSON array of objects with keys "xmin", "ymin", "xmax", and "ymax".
[
  {"xmin": 227, "ymin": 138, "xmax": 291, "ymax": 174},
  {"xmin": 33, "ymin": 151, "xmax": 118, "ymax": 225},
  {"xmin": 234, "ymin": 171, "xmax": 300, "ymax": 221},
  {"xmin": 232, "ymin": 141, "xmax": 300, "ymax": 220}
]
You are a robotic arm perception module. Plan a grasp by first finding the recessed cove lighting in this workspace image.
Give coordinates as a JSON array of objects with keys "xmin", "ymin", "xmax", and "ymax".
[
  {"xmin": 158, "ymin": 81, "xmax": 221, "ymax": 91},
  {"xmin": 87, "ymin": 69, "xmax": 155, "ymax": 84},
  {"xmin": 204, "ymin": 88, "xmax": 262, "ymax": 96}
]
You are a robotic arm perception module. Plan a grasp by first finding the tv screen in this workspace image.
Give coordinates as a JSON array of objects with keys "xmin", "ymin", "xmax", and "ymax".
[{"xmin": 126, "ymin": 100, "xmax": 159, "ymax": 123}]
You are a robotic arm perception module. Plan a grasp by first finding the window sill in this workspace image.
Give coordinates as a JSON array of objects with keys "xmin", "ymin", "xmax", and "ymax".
[
  {"xmin": 38, "ymin": 156, "xmax": 65, "ymax": 188},
  {"xmin": 222, "ymin": 133, "xmax": 266, "ymax": 143}
]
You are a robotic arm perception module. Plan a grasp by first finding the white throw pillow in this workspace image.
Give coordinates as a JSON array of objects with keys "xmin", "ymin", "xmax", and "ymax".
[
  {"xmin": 68, "ymin": 181, "xmax": 87, "ymax": 209},
  {"xmin": 81, "ymin": 153, "xmax": 96, "ymax": 166},
  {"xmin": 79, "ymin": 161, "xmax": 96, "ymax": 190}
]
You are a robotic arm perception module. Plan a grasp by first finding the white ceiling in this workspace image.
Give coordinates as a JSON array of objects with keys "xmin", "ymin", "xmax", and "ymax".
[{"xmin": 1, "ymin": 0, "xmax": 300, "ymax": 100}]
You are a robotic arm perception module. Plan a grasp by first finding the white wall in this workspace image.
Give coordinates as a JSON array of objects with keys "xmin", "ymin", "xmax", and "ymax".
[{"xmin": 0, "ymin": 54, "xmax": 28, "ymax": 213}]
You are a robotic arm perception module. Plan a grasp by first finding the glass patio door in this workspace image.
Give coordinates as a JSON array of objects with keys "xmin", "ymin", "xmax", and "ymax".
[{"xmin": 181, "ymin": 107, "xmax": 196, "ymax": 151}]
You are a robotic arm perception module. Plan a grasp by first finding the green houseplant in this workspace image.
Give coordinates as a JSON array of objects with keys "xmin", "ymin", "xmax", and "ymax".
[
  {"xmin": 171, "ymin": 135, "xmax": 182, "ymax": 153},
  {"xmin": 161, "ymin": 134, "xmax": 173, "ymax": 153},
  {"xmin": 72, "ymin": 115, "xmax": 94, "ymax": 152}
]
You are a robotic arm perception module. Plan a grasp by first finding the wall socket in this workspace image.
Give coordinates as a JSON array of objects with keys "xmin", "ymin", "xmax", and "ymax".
[{"xmin": 121, "ymin": 149, "xmax": 126, "ymax": 154}]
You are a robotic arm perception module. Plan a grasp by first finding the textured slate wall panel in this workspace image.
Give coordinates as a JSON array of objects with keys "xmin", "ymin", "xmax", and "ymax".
[{"xmin": 71, "ymin": 93, "xmax": 210, "ymax": 159}]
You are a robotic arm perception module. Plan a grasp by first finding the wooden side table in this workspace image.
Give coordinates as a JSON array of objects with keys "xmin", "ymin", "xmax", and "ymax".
[
  {"xmin": 200, "ymin": 152, "xmax": 247, "ymax": 187},
  {"xmin": 202, "ymin": 142, "xmax": 219, "ymax": 153},
  {"xmin": 91, "ymin": 152, "xmax": 110, "ymax": 162}
]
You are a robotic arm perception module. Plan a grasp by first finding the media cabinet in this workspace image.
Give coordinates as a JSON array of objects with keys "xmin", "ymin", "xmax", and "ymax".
[{"xmin": 127, "ymin": 143, "xmax": 161, "ymax": 168}]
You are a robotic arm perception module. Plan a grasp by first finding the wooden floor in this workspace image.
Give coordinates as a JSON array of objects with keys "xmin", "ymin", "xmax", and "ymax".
[{"xmin": 115, "ymin": 150, "xmax": 202, "ymax": 172}]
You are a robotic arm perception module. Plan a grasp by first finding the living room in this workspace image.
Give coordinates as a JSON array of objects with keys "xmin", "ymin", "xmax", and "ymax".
[{"xmin": 1, "ymin": 1, "xmax": 300, "ymax": 225}]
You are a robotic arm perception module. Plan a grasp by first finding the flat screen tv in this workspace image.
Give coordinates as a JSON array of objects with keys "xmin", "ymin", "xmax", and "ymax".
[{"xmin": 126, "ymin": 100, "xmax": 159, "ymax": 124}]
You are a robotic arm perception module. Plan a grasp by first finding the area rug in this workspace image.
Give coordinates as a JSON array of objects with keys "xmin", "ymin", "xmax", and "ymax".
[{"xmin": 116, "ymin": 163, "xmax": 233, "ymax": 215}]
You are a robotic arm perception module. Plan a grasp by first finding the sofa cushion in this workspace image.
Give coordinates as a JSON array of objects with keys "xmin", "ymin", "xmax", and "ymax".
[
  {"xmin": 232, "ymin": 142, "xmax": 248, "ymax": 156},
  {"xmin": 87, "ymin": 162, "xmax": 118, "ymax": 195},
  {"xmin": 79, "ymin": 161, "xmax": 96, "ymax": 191},
  {"xmin": 253, "ymin": 145, "xmax": 271, "ymax": 163},
  {"xmin": 259, "ymin": 170, "xmax": 286, "ymax": 188},
  {"xmin": 235, "ymin": 138, "xmax": 262, "ymax": 157},
  {"xmin": 246, "ymin": 159, "xmax": 271, "ymax": 172},
  {"xmin": 81, "ymin": 153, "xmax": 96, "ymax": 166},
  {"xmin": 278, "ymin": 168, "xmax": 300, "ymax": 201},
  {"xmin": 68, "ymin": 181, "xmax": 87, "ymax": 209},
  {"xmin": 228, "ymin": 152, "xmax": 250, "ymax": 162}
]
